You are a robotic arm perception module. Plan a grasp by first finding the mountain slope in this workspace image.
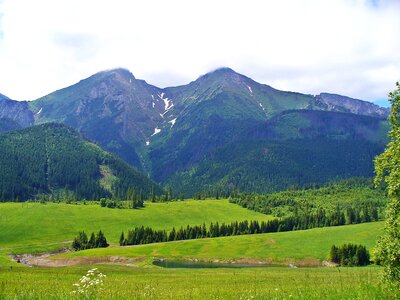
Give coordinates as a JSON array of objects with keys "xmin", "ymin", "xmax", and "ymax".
[
  {"xmin": 316, "ymin": 93, "xmax": 389, "ymax": 117},
  {"xmin": 0, "ymin": 68, "xmax": 390, "ymax": 195},
  {"xmin": 0, "ymin": 123, "xmax": 162, "ymax": 201},
  {"xmin": 0, "ymin": 96, "xmax": 34, "ymax": 128},
  {"xmin": 165, "ymin": 110, "xmax": 388, "ymax": 195},
  {"xmin": 30, "ymin": 69, "xmax": 166, "ymax": 170}
]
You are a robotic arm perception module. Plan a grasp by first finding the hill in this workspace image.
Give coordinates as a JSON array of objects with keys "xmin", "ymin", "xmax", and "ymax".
[
  {"xmin": 60, "ymin": 221, "xmax": 383, "ymax": 264},
  {"xmin": 0, "ymin": 199, "xmax": 272, "ymax": 253},
  {"xmin": 0, "ymin": 123, "xmax": 161, "ymax": 201}
]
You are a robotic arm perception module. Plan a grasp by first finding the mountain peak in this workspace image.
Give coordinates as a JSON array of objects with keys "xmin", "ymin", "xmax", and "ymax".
[
  {"xmin": 97, "ymin": 68, "xmax": 136, "ymax": 80},
  {"xmin": 195, "ymin": 67, "xmax": 251, "ymax": 88},
  {"xmin": 202, "ymin": 67, "xmax": 240, "ymax": 78},
  {"xmin": 0, "ymin": 93, "xmax": 10, "ymax": 101}
]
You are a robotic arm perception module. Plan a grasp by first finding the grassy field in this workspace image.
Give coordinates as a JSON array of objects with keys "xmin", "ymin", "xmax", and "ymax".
[
  {"xmin": 0, "ymin": 265, "xmax": 394, "ymax": 299},
  {"xmin": 59, "ymin": 222, "xmax": 383, "ymax": 265},
  {"xmin": 0, "ymin": 201, "xmax": 394, "ymax": 299},
  {"xmin": 0, "ymin": 200, "xmax": 272, "ymax": 253}
]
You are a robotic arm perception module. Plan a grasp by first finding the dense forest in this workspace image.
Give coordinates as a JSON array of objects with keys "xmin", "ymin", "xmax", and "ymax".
[
  {"xmin": 164, "ymin": 110, "xmax": 387, "ymax": 196},
  {"xmin": 0, "ymin": 123, "xmax": 162, "ymax": 201},
  {"xmin": 229, "ymin": 178, "xmax": 387, "ymax": 222}
]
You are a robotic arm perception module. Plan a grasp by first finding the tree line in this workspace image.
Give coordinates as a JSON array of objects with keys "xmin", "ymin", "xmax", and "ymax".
[{"xmin": 119, "ymin": 210, "xmax": 374, "ymax": 247}]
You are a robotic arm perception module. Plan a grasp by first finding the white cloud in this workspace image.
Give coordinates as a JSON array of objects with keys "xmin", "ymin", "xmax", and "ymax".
[{"xmin": 0, "ymin": 0, "xmax": 399, "ymax": 103}]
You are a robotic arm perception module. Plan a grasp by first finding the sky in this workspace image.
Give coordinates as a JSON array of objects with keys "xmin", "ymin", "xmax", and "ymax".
[{"xmin": 0, "ymin": 0, "xmax": 399, "ymax": 105}]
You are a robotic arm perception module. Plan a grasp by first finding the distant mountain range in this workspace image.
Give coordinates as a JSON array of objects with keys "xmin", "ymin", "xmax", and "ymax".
[{"xmin": 0, "ymin": 68, "xmax": 389, "ymax": 196}]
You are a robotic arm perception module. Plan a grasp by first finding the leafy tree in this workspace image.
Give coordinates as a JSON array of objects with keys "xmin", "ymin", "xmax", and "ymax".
[{"xmin": 374, "ymin": 82, "xmax": 400, "ymax": 290}]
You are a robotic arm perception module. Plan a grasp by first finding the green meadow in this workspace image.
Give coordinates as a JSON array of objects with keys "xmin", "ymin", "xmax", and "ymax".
[
  {"xmin": 0, "ymin": 200, "xmax": 271, "ymax": 253},
  {"xmin": 61, "ymin": 221, "xmax": 383, "ymax": 264},
  {"xmin": 0, "ymin": 265, "xmax": 390, "ymax": 299},
  {"xmin": 0, "ymin": 200, "xmax": 396, "ymax": 299}
]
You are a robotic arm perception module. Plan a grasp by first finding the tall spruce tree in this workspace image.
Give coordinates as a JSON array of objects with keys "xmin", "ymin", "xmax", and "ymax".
[{"xmin": 374, "ymin": 82, "xmax": 400, "ymax": 290}]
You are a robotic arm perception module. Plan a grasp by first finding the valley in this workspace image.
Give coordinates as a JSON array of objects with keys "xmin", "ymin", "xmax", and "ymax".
[
  {"xmin": 0, "ymin": 199, "xmax": 390, "ymax": 299},
  {"xmin": 0, "ymin": 68, "xmax": 397, "ymax": 299}
]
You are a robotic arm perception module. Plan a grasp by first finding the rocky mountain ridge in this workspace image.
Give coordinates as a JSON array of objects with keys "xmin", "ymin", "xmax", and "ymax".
[{"xmin": 0, "ymin": 68, "xmax": 390, "ymax": 195}]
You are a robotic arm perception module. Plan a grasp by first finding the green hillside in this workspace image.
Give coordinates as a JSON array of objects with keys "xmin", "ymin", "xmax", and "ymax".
[
  {"xmin": 0, "ymin": 199, "xmax": 272, "ymax": 253},
  {"xmin": 0, "ymin": 123, "xmax": 161, "ymax": 201},
  {"xmin": 60, "ymin": 221, "xmax": 383, "ymax": 264}
]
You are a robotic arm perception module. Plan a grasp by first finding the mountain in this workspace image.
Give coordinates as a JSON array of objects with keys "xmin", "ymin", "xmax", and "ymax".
[
  {"xmin": 315, "ymin": 93, "xmax": 389, "ymax": 118},
  {"xmin": 30, "ymin": 69, "xmax": 166, "ymax": 170},
  {"xmin": 0, "ymin": 123, "xmax": 162, "ymax": 201},
  {"xmin": 0, "ymin": 117, "xmax": 22, "ymax": 133},
  {"xmin": 165, "ymin": 110, "xmax": 388, "ymax": 195},
  {"xmin": 0, "ymin": 93, "xmax": 10, "ymax": 101},
  {"xmin": 0, "ymin": 68, "xmax": 390, "ymax": 196},
  {"xmin": 0, "ymin": 94, "xmax": 34, "ymax": 130}
]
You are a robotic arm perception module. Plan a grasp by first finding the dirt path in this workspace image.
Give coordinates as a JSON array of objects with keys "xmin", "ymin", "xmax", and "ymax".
[{"xmin": 11, "ymin": 253, "xmax": 145, "ymax": 267}]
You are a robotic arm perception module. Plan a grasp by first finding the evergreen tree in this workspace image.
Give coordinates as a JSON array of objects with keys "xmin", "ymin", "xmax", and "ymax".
[
  {"xmin": 88, "ymin": 232, "xmax": 96, "ymax": 249},
  {"xmin": 119, "ymin": 231, "xmax": 125, "ymax": 246},
  {"xmin": 95, "ymin": 230, "xmax": 108, "ymax": 248}
]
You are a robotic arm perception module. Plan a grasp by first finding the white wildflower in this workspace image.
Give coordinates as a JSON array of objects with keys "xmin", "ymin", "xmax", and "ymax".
[{"xmin": 71, "ymin": 268, "xmax": 106, "ymax": 296}]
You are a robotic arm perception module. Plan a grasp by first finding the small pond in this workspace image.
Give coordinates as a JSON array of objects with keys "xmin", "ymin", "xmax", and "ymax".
[{"xmin": 153, "ymin": 260, "xmax": 276, "ymax": 269}]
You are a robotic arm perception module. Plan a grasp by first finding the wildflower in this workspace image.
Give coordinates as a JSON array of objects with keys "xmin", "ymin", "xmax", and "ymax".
[{"xmin": 71, "ymin": 268, "xmax": 106, "ymax": 296}]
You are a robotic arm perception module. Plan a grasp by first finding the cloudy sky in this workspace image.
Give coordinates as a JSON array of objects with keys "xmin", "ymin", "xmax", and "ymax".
[{"xmin": 0, "ymin": 0, "xmax": 399, "ymax": 104}]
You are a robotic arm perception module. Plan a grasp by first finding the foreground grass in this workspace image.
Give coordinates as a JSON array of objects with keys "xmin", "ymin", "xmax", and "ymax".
[
  {"xmin": 1, "ymin": 264, "xmax": 397, "ymax": 300},
  {"xmin": 60, "ymin": 222, "xmax": 383, "ymax": 264},
  {"xmin": 0, "ymin": 200, "xmax": 271, "ymax": 253}
]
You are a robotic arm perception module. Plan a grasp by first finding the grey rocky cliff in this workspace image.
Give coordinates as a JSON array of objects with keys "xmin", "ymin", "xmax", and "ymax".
[
  {"xmin": 0, "ymin": 97, "xmax": 34, "ymax": 127},
  {"xmin": 316, "ymin": 93, "xmax": 389, "ymax": 118}
]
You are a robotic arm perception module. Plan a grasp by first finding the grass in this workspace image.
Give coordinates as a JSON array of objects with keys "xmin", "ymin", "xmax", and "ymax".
[
  {"xmin": 0, "ymin": 265, "xmax": 395, "ymax": 299},
  {"xmin": 0, "ymin": 200, "xmax": 393, "ymax": 299},
  {"xmin": 59, "ymin": 222, "xmax": 383, "ymax": 264},
  {"xmin": 0, "ymin": 200, "xmax": 272, "ymax": 253}
]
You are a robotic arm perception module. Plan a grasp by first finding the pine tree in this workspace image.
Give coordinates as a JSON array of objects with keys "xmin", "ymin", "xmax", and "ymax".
[
  {"xmin": 119, "ymin": 232, "xmax": 125, "ymax": 246},
  {"xmin": 88, "ymin": 232, "xmax": 96, "ymax": 249},
  {"xmin": 95, "ymin": 230, "xmax": 108, "ymax": 248}
]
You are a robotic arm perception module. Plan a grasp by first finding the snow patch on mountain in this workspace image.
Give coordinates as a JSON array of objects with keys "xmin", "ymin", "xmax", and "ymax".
[
  {"xmin": 151, "ymin": 127, "xmax": 161, "ymax": 136},
  {"xmin": 259, "ymin": 102, "xmax": 268, "ymax": 116},
  {"xmin": 169, "ymin": 118, "xmax": 177, "ymax": 127}
]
